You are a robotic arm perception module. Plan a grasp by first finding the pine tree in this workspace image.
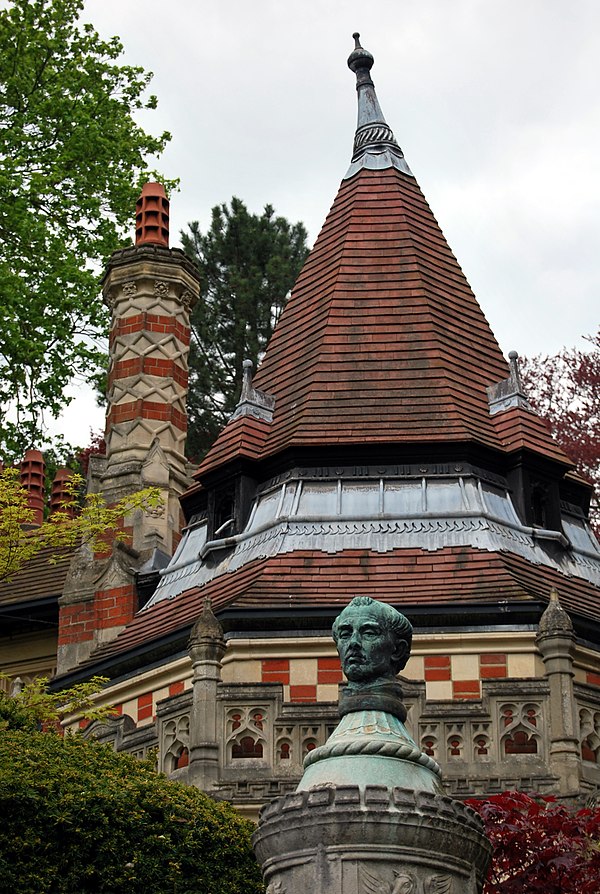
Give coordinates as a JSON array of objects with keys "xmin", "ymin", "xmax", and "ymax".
[{"xmin": 181, "ymin": 198, "xmax": 309, "ymax": 459}]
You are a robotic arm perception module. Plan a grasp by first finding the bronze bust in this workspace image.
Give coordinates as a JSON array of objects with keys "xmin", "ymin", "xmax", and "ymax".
[{"xmin": 332, "ymin": 596, "xmax": 413, "ymax": 720}]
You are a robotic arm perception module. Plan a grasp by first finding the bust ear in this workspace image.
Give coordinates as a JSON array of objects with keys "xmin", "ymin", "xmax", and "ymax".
[{"xmin": 392, "ymin": 639, "xmax": 410, "ymax": 672}]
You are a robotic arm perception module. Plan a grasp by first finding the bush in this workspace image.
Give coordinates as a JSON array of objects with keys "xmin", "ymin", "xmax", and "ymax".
[
  {"xmin": 0, "ymin": 727, "xmax": 265, "ymax": 894},
  {"xmin": 468, "ymin": 791, "xmax": 600, "ymax": 894}
]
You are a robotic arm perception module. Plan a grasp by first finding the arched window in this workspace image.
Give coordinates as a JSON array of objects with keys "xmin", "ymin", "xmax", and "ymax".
[
  {"xmin": 504, "ymin": 730, "xmax": 537, "ymax": 755},
  {"xmin": 175, "ymin": 747, "xmax": 189, "ymax": 769},
  {"xmin": 232, "ymin": 736, "xmax": 263, "ymax": 759}
]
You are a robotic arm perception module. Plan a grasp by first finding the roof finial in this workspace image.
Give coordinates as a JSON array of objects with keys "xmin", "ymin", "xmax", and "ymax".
[
  {"xmin": 508, "ymin": 351, "xmax": 523, "ymax": 390},
  {"xmin": 231, "ymin": 358, "xmax": 276, "ymax": 424},
  {"xmin": 487, "ymin": 349, "xmax": 533, "ymax": 416},
  {"xmin": 537, "ymin": 587, "xmax": 574, "ymax": 637},
  {"xmin": 344, "ymin": 34, "xmax": 412, "ymax": 180},
  {"xmin": 348, "ymin": 33, "xmax": 375, "ymax": 77}
]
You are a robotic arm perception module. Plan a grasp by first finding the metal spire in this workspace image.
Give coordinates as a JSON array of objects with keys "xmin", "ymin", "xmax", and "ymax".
[{"xmin": 344, "ymin": 33, "xmax": 413, "ymax": 180}]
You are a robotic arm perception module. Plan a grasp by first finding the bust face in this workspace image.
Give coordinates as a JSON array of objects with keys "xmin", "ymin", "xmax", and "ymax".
[{"xmin": 335, "ymin": 604, "xmax": 406, "ymax": 683}]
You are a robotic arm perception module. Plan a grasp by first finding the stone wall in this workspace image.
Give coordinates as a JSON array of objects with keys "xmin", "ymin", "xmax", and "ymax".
[{"xmin": 85, "ymin": 672, "xmax": 600, "ymax": 817}]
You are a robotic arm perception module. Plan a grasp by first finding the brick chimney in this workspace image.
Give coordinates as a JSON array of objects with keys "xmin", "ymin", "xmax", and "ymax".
[
  {"xmin": 57, "ymin": 184, "xmax": 201, "ymax": 674},
  {"xmin": 20, "ymin": 449, "xmax": 45, "ymax": 527},
  {"xmin": 50, "ymin": 468, "xmax": 74, "ymax": 517}
]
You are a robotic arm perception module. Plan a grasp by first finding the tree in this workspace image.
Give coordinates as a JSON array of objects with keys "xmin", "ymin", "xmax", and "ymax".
[
  {"xmin": 521, "ymin": 331, "xmax": 600, "ymax": 528},
  {"xmin": 0, "ymin": 673, "xmax": 114, "ymax": 732},
  {"xmin": 0, "ymin": 465, "xmax": 160, "ymax": 585},
  {"xmin": 75, "ymin": 430, "xmax": 106, "ymax": 477},
  {"xmin": 181, "ymin": 198, "xmax": 309, "ymax": 459},
  {"xmin": 0, "ymin": 0, "xmax": 174, "ymax": 459},
  {"xmin": 468, "ymin": 791, "xmax": 600, "ymax": 893},
  {"xmin": 0, "ymin": 692, "xmax": 265, "ymax": 894}
]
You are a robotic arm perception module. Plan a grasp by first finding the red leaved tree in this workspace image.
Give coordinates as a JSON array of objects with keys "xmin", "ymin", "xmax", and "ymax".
[
  {"xmin": 468, "ymin": 791, "xmax": 600, "ymax": 893},
  {"xmin": 521, "ymin": 331, "xmax": 600, "ymax": 530},
  {"xmin": 77, "ymin": 430, "xmax": 106, "ymax": 477}
]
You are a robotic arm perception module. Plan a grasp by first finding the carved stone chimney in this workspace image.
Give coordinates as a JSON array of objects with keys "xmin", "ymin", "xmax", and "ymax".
[{"xmin": 57, "ymin": 184, "xmax": 201, "ymax": 675}]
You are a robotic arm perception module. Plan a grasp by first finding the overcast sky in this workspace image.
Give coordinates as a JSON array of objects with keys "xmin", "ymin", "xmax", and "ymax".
[{"xmin": 56, "ymin": 0, "xmax": 600, "ymax": 444}]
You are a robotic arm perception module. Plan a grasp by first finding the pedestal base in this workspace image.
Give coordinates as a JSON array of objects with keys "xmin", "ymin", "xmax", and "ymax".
[{"xmin": 253, "ymin": 785, "xmax": 491, "ymax": 894}]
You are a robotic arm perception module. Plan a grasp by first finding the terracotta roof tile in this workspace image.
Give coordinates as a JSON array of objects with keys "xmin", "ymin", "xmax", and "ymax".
[
  {"xmin": 196, "ymin": 415, "xmax": 271, "ymax": 475},
  {"xmin": 197, "ymin": 166, "xmax": 570, "ymax": 479},
  {"xmin": 86, "ymin": 547, "xmax": 600, "ymax": 665},
  {"xmin": 491, "ymin": 406, "xmax": 573, "ymax": 466},
  {"xmin": 0, "ymin": 545, "xmax": 74, "ymax": 607},
  {"xmin": 198, "ymin": 167, "xmax": 538, "ymax": 476}
]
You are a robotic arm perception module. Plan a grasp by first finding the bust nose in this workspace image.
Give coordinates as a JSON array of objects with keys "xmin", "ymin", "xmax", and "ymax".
[{"xmin": 348, "ymin": 628, "xmax": 361, "ymax": 647}]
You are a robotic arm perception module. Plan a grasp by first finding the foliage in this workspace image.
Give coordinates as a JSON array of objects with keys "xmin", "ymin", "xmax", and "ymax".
[
  {"xmin": 0, "ymin": 465, "xmax": 161, "ymax": 584},
  {"xmin": 76, "ymin": 430, "xmax": 106, "ymax": 477},
  {"xmin": 0, "ymin": 725, "xmax": 265, "ymax": 893},
  {"xmin": 0, "ymin": 674, "xmax": 114, "ymax": 732},
  {"xmin": 521, "ymin": 331, "xmax": 600, "ymax": 528},
  {"xmin": 468, "ymin": 791, "xmax": 600, "ymax": 893},
  {"xmin": 181, "ymin": 198, "xmax": 309, "ymax": 459},
  {"xmin": 0, "ymin": 0, "xmax": 174, "ymax": 458}
]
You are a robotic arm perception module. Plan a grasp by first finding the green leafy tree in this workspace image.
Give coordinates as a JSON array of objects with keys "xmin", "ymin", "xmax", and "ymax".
[
  {"xmin": 181, "ymin": 198, "xmax": 309, "ymax": 459},
  {"xmin": 0, "ymin": 465, "xmax": 161, "ymax": 585},
  {"xmin": 0, "ymin": 0, "xmax": 174, "ymax": 458},
  {"xmin": 0, "ymin": 693, "xmax": 265, "ymax": 894},
  {"xmin": 0, "ymin": 674, "xmax": 114, "ymax": 731}
]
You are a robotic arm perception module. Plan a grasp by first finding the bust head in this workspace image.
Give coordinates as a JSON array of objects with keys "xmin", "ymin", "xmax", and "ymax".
[{"xmin": 332, "ymin": 596, "xmax": 413, "ymax": 684}]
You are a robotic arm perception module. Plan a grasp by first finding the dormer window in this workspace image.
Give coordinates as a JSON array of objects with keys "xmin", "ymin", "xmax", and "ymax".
[
  {"xmin": 206, "ymin": 474, "xmax": 257, "ymax": 542},
  {"xmin": 213, "ymin": 484, "xmax": 236, "ymax": 537},
  {"xmin": 531, "ymin": 483, "xmax": 548, "ymax": 528}
]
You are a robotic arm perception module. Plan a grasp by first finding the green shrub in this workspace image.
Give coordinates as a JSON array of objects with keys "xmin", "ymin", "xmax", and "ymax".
[{"xmin": 0, "ymin": 728, "xmax": 265, "ymax": 894}]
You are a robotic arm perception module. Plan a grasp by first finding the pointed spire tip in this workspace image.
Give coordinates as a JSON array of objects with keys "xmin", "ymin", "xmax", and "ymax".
[
  {"xmin": 348, "ymin": 32, "xmax": 374, "ymax": 74},
  {"xmin": 345, "ymin": 34, "xmax": 412, "ymax": 179}
]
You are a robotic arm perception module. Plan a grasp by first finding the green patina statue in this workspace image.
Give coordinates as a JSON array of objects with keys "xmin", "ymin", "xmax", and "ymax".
[
  {"xmin": 332, "ymin": 595, "xmax": 412, "ymax": 683},
  {"xmin": 297, "ymin": 595, "xmax": 442, "ymax": 792},
  {"xmin": 332, "ymin": 596, "xmax": 413, "ymax": 720}
]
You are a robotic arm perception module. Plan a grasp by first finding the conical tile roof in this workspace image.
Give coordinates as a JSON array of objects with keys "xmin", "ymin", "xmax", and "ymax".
[
  {"xmin": 62, "ymin": 36, "xmax": 599, "ymax": 683},
  {"xmin": 197, "ymin": 36, "xmax": 569, "ymax": 478}
]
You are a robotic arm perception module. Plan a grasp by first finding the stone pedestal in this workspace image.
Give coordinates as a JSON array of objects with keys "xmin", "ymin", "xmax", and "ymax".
[
  {"xmin": 253, "ymin": 705, "xmax": 491, "ymax": 893},
  {"xmin": 254, "ymin": 593, "xmax": 492, "ymax": 893},
  {"xmin": 254, "ymin": 785, "xmax": 491, "ymax": 894}
]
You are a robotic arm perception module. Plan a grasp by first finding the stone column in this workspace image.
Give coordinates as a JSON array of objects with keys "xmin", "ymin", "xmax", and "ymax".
[
  {"xmin": 536, "ymin": 587, "xmax": 580, "ymax": 795},
  {"xmin": 253, "ymin": 596, "xmax": 491, "ymax": 894},
  {"xmin": 187, "ymin": 598, "xmax": 226, "ymax": 792}
]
